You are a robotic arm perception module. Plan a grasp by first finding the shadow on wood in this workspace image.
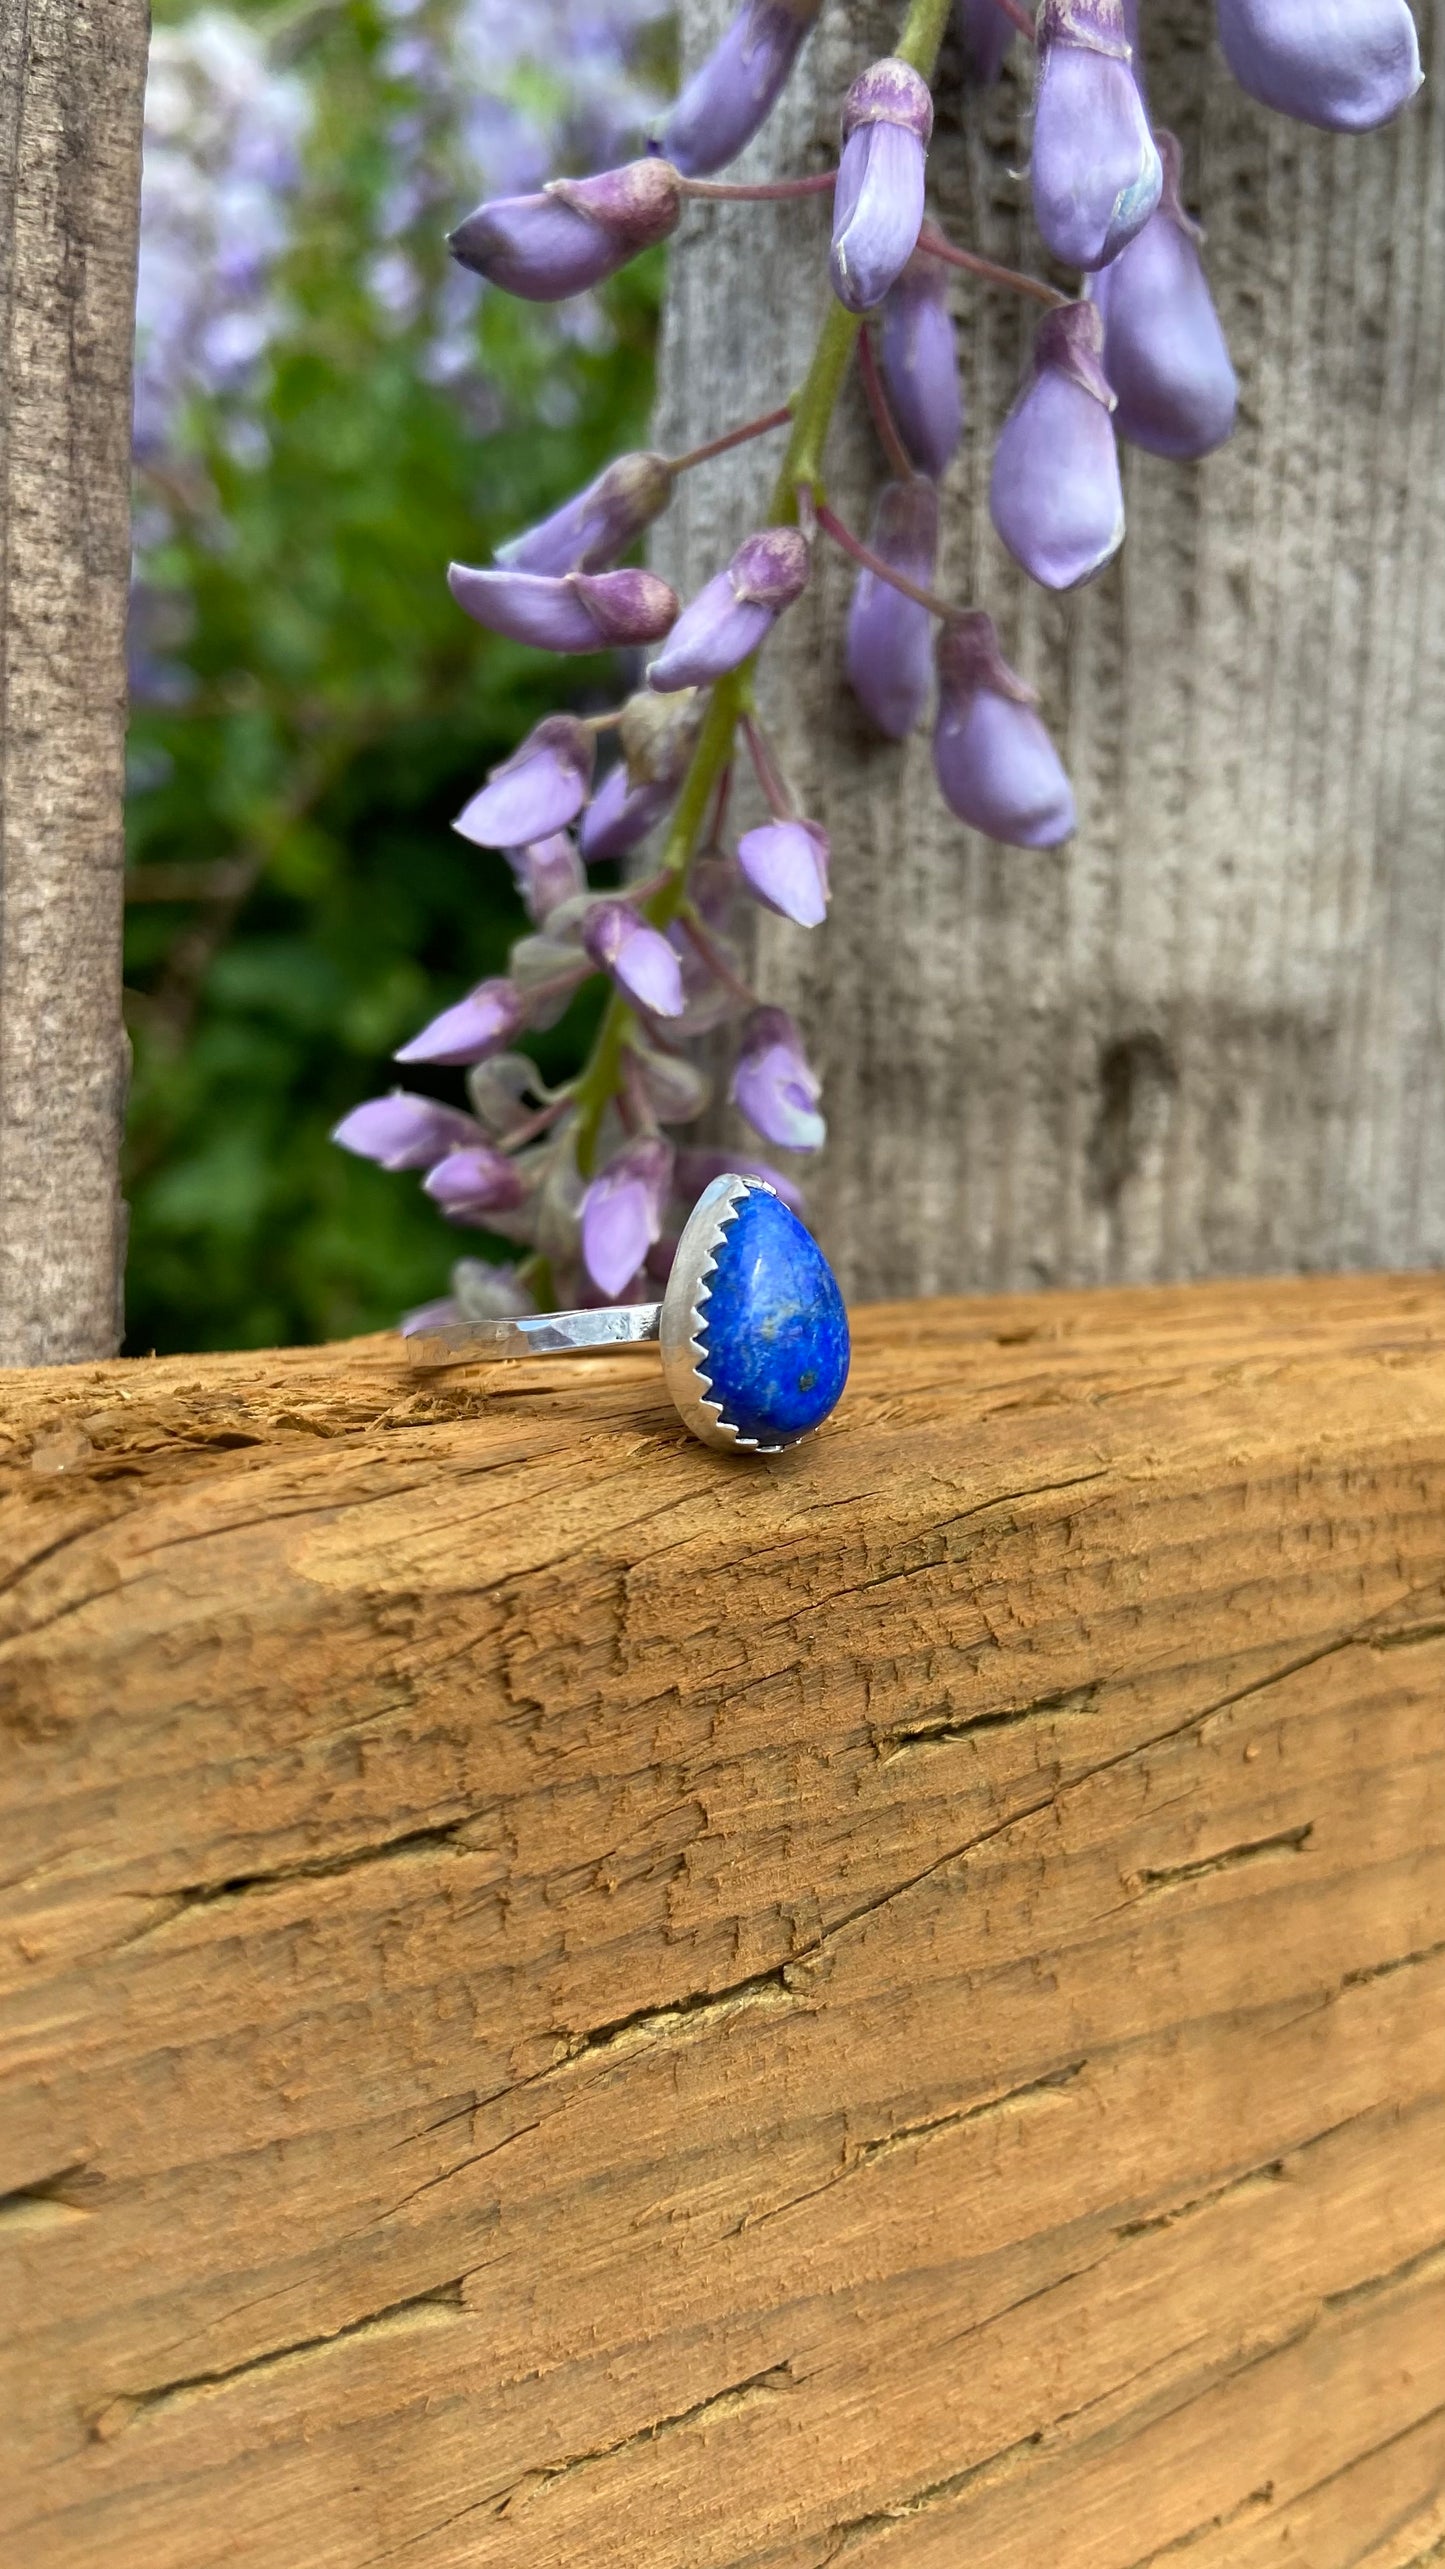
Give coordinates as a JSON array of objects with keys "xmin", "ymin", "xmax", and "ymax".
[{"xmin": 2, "ymin": 1276, "xmax": 1444, "ymax": 2566}]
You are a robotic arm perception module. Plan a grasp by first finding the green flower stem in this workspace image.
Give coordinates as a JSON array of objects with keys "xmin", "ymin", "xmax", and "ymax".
[
  {"xmin": 894, "ymin": 0, "xmax": 956, "ymax": 76},
  {"xmin": 568, "ymin": 0, "xmax": 953, "ymax": 1191},
  {"xmin": 777, "ymin": 299, "xmax": 863, "ymax": 505},
  {"xmin": 572, "ymin": 991, "xmax": 629, "ymax": 1178}
]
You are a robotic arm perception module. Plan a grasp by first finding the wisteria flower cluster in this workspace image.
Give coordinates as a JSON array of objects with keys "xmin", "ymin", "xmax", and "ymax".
[
  {"xmin": 337, "ymin": 0, "xmax": 1423, "ymax": 1330},
  {"xmin": 135, "ymin": 13, "xmax": 312, "ymax": 472},
  {"xmin": 134, "ymin": 1, "xmax": 669, "ymax": 503}
]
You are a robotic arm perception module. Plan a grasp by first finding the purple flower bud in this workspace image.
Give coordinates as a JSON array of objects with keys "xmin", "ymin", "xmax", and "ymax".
[
  {"xmin": 453, "ymin": 716, "xmax": 596, "ymax": 849},
  {"xmin": 831, "ymin": 60, "xmax": 934, "ymax": 315},
  {"xmin": 990, "ymin": 300, "xmax": 1124, "ymax": 591},
  {"xmin": 662, "ymin": 0, "xmax": 823, "ymax": 178},
  {"xmin": 618, "ymin": 683, "xmax": 702, "ymax": 779},
  {"xmin": 332, "ymin": 1092, "xmax": 482, "ymax": 1171},
  {"xmin": 449, "ymin": 160, "xmax": 683, "ymax": 302},
  {"xmin": 650, "ymin": 574, "xmax": 770, "ymax": 692},
  {"xmin": 508, "ymin": 927, "xmax": 591, "ymax": 1026},
  {"xmin": 423, "ymin": 1145, "xmax": 531, "ymax": 1223},
  {"xmin": 690, "ymin": 852, "xmax": 740, "ymax": 929},
  {"xmin": 581, "ymin": 1136, "xmax": 675, "ymax": 1297},
  {"xmin": 505, "ymin": 832, "xmax": 586, "ymax": 925},
  {"xmin": 731, "ymin": 1006, "xmax": 826, "ymax": 1151},
  {"xmin": 466, "ymin": 1054, "xmax": 550, "ymax": 1138},
  {"xmin": 668, "ymin": 915, "xmax": 747, "ymax": 1036},
  {"xmin": 736, "ymin": 818, "xmax": 831, "ymax": 927},
  {"xmin": 956, "ymin": 0, "xmax": 1018, "ymax": 84},
  {"xmin": 579, "ymin": 690, "xmax": 700, "ymax": 861},
  {"xmin": 880, "ymin": 256, "xmax": 964, "ymax": 479},
  {"xmin": 648, "ymin": 527, "xmax": 811, "ymax": 692},
  {"xmin": 933, "ymin": 613, "xmax": 1076, "ymax": 847},
  {"xmin": 582, "ymin": 900, "xmax": 687, "ymax": 1016},
  {"xmin": 845, "ymin": 476, "xmax": 939, "ymax": 740},
  {"xmin": 447, "ymin": 563, "xmax": 679, "ymax": 655},
  {"xmin": 495, "ymin": 454, "xmax": 675, "ymax": 578},
  {"xmin": 395, "ymin": 978, "xmax": 528, "ymax": 1067},
  {"xmin": 1091, "ymin": 133, "xmax": 1238, "ymax": 460},
  {"xmin": 534, "ymin": 1126, "xmax": 584, "ymax": 1269},
  {"xmin": 448, "ymin": 194, "xmax": 617, "ymax": 301},
  {"xmin": 1032, "ymin": 0, "xmax": 1162, "ymax": 271},
  {"xmin": 1217, "ymin": 0, "xmax": 1421, "ymax": 130},
  {"xmin": 628, "ymin": 1038, "xmax": 712, "ymax": 1124},
  {"xmin": 675, "ymin": 1147, "xmax": 806, "ymax": 1216},
  {"xmin": 579, "ymin": 761, "xmax": 673, "ymax": 863},
  {"xmin": 401, "ymin": 1296, "xmax": 463, "ymax": 1338}
]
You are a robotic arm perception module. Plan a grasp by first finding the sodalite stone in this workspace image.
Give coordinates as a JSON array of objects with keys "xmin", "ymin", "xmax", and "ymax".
[{"xmin": 698, "ymin": 1187, "xmax": 850, "ymax": 1446}]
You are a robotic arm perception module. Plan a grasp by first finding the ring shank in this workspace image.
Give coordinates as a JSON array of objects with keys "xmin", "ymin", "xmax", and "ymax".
[{"xmin": 405, "ymin": 1304, "xmax": 663, "ymax": 1369}]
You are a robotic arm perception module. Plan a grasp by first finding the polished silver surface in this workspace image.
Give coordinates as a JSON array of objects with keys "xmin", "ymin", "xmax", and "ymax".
[
  {"xmin": 406, "ymin": 1302, "xmax": 661, "ymax": 1370},
  {"xmin": 659, "ymin": 1171, "xmax": 789, "ymax": 1455}
]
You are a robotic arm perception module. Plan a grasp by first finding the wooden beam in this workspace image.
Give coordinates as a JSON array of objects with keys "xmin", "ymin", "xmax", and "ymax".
[{"xmin": 2, "ymin": 1275, "xmax": 1444, "ymax": 2566}]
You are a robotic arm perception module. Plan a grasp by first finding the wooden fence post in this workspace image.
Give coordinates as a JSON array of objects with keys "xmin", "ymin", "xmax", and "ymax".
[{"xmin": 0, "ymin": 1, "xmax": 149, "ymax": 1365}]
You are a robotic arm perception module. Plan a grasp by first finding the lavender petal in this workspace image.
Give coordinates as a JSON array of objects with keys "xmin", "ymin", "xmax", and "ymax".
[
  {"xmin": 662, "ymin": 0, "xmax": 822, "ymax": 177},
  {"xmin": 1217, "ymin": 0, "xmax": 1422, "ymax": 130},
  {"xmin": 332, "ymin": 1092, "xmax": 482, "ymax": 1171},
  {"xmin": 737, "ymin": 818, "xmax": 831, "ymax": 926},
  {"xmin": 846, "ymin": 477, "xmax": 939, "ymax": 739},
  {"xmin": 453, "ymin": 716, "xmax": 595, "ymax": 849}
]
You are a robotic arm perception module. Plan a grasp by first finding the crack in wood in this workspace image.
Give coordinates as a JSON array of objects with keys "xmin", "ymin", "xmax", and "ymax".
[
  {"xmin": 1321, "ymin": 2236, "xmax": 1445, "ymax": 2320},
  {"xmin": 120, "ymin": 1817, "xmax": 479, "ymax": 1939},
  {"xmin": 496, "ymin": 2362, "xmax": 798, "ymax": 2517},
  {"xmin": 814, "ymin": 2424, "xmax": 1050, "ymax": 2564},
  {"xmin": 369, "ymin": 1968, "xmax": 809, "ymax": 2226},
  {"xmin": 561, "ymin": 1965, "xmax": 802, "ymax": 2064},
  {"xmin": 1117, "ymin": 2481, "xmax": 1278, "ymax": 2566},
  {"xmin": 1124, "ymin": 2395, "xmax": 1445, "ymax": 2567},
  {"xmin": 1129, "ymin": 1822, "xmax": 1316, "ymax": 1897},
  {"xmin": 876, "ymin": 1682, "xmax": 1102, "ymax": 1756},
  {"xmin": 740, "ymin": 2062, "xmax": 1088, "ymax": 2234},
  {"xmin": 354, "ymin": 2363, "xmax": 801, "ymax": 2566},
  {"xmin": 1115, "ymin": 2094, "xmax": 1445, "ymax": 2256},
  {"xmin": 821, "ymin": 2237, "xmax": 1445, "ymax": 2565},
  {"xmin": 1342, "ymin": 1939, "xmax": 1445, "ymax": 1993},
  {"xmin": 810, "ymin": 2174, "xmax": 1445, "ymax": 2563},
  {"xmin": 0, "ymin": 2158, "xmax": 93, "ymax": 2239},
  {"xmin": 1368, "ymin": 1619, "xmax": 1445, "ymax": 1654},
  {"xmin": 90, "ymin": 2279, "xmax": 469, "ymax": 2442}
]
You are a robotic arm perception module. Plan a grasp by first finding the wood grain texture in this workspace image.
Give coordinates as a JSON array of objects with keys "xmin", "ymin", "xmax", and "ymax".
[
  {"xmin": 654, "ymin": 0, "xmax": 1445, "ymax": 1300},
  {"xmin": 0, "ymin": 0, "xmax": 148, "ymax": 1364},
  {"xmin": 2, "ymin": 1274, "xmax": 1444, "ymax": 2566}
]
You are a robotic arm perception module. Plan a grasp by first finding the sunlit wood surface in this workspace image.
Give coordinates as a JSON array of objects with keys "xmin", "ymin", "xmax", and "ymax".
[{"xmin": 3, "ymin": 1275, "xmax": 1444, "ymax": 2566}]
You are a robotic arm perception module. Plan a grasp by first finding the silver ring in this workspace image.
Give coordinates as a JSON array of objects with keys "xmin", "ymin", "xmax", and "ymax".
[{"xmin": 405, "ymin": 1171, "xmax": 851, "ymax": 1455}]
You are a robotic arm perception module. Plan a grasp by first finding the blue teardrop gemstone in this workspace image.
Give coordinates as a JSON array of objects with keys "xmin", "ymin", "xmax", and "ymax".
[{"xmin": 698, "ymin": 1187, "xmax": 850, "ymax": 1447}]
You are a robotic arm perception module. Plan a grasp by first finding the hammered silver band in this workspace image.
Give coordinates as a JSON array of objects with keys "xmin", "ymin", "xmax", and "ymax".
[{"xmin": 406, "ymin": 1303, "xmax": 661, "ymax": 1368}]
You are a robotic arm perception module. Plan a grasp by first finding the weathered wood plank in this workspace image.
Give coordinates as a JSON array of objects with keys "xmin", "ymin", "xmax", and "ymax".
[
  {"xmin": 2, "ymin": 1276, "xmax": 1444, "ymax": 2566},
  {"xmin": 656, "ymin": 1, "xmax": 1445, "ymax": 1299},
  {"xmin": 0, "ymin": 0, "xmax": 147, "ymax": 1361}
]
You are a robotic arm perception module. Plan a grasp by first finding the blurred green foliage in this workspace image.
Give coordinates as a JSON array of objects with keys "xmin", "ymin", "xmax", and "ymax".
[{"xmin": 126, "ymin": 0, "xmax": 665, "ymax": 1351}]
